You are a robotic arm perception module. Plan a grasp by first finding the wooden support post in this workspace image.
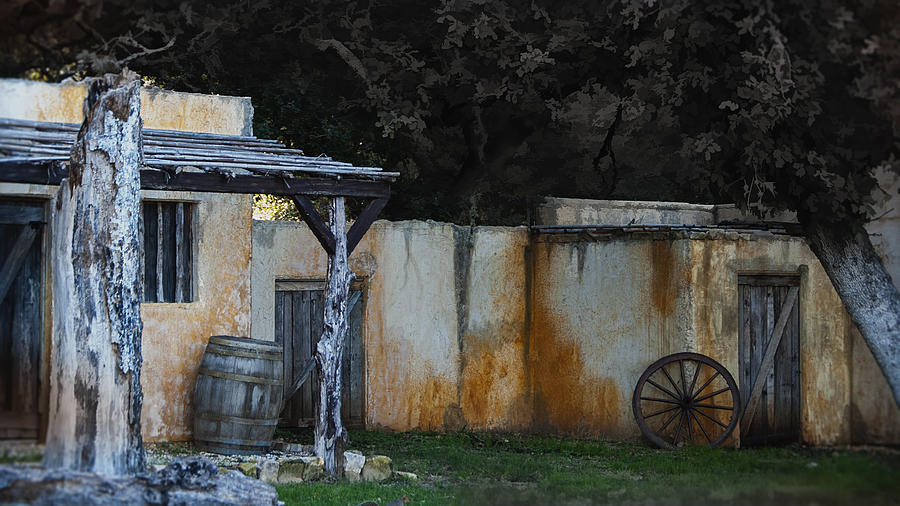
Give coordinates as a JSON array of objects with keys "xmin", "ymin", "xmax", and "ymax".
[
  {"xmin": 314, "ymin": 196, "xmax": 352, "ymax": 476},
  {"xmin": 42, "ymin": 70, "xmax": 146, "ymax": 475}
]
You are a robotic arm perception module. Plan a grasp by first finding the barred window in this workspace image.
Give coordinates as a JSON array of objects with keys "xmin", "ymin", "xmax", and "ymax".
[{"xmin": 142, "ymin": 201, "xmax": 193, "ymax": 303}]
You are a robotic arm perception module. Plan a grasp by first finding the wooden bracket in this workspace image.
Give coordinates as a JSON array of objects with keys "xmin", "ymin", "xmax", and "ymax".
[
  {"xmin": 292, "ymin": 195, "xmax": 335, "ymax": 255},
  {"xmin": 740, "ymin": 285, "xmax": 799, "ymax": 435},
  {"xmin": 347, "ymin": 198, "xmax": 388, "ymax": 255}
]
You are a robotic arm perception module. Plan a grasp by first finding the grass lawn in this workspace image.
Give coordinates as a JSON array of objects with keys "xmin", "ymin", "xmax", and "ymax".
[{"xmin": 276, "ymin": 430, "xmax": 900, "ymax": 506}]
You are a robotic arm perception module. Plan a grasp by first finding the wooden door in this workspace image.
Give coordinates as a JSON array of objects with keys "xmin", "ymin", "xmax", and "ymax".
[
  {"xmin": 0, "ymin": 200, "xmax": 44, "ymax": 439},
  {"xmin": 738, "ymin": 275, "xmax": 800, "ymax": 446},
  {"xmin": 274, "ymin": 282, "xmax": 364, "ymax": 428}
]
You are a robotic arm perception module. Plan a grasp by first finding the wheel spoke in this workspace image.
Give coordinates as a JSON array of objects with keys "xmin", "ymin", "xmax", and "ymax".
[
  {"xmin": 687, "ymin": 361, "xmax": 702, "ymax": 399},
  {"xmin": 646, "ymin": 378, "xmax": 681, "ymax": 401},
  {"xmin": 691, "ymin": 371, "xmax": 721, "ymax": 399},
  {"xmin": 661, "ymin": 366, "xmax": 684, "ymax": 399},
  {"xmin": 644, "ymin": 405, "xmax": 681, "ymax": 419},
  {"xmin": 694, "ymin": 386, "xmax": 731, "ymax": 403},
  {"xmin": 685, "ymin": 407, "xmax": 694, "ymax": 443},
  {"xmin": 657, "ymin": 407, "xmax": 682, "ymax": 433},
  {"xmin": 694, "ymin": 406, "xmax": 728, "ymax": 429},
  {"xmin": 671, "ymin": 410, "xmax": 686, "ymax": 443},
  {"xmin": 679, "ymin": 360, "xmax": 687, "ymax": 400},
  {"xmin": 689, "ymin": 409, "xmax": 713, "ymax": 443},
  {"xmin": 640, "ymin": 396, "xmax": 681, "ymax": 404},
  {"xmin": 693, "ymin": 403, "xmax": 733, "ymax": 411}
]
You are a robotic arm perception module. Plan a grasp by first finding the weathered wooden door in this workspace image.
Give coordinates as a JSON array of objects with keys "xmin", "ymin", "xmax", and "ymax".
[
  {"xmin": 274, "ymin": 281, "xmax": 364, "ymax": 428},
  {"xmin": 0, "ymin": 200, "xmax": 44, "ymax": 439},
  {"xmin": 738, "ymin": 275, "xmax": 801, "ymax": 446}
]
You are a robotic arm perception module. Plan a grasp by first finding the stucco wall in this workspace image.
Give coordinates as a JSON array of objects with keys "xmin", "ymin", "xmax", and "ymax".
[
  {"xmin": 0, "ymin": 79, "xmax": 252, "ymax": 135},
  {"xmin": 0, "ymin": 78, "xmax": 255, "ymax": 442},
  {"xmin": 252, "ymin": 218, "xmax": 888, "ymax": 445}
]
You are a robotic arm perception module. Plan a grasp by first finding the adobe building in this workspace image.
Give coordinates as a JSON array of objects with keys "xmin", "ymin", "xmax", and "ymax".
[{"xmin": 1, "ymin": 79, "xmax": 897, "ymax": 448}]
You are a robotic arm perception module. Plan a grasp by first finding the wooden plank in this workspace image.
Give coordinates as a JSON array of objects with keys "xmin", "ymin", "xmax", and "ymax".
[
  {"xmin": 10, "ymin": 237, "xmax": 42, "ymax": 415},
  {"xmin": 774, "ymin": 287, "xmax": 791, "ymax": 435},
  {"xmin": 274, "ymin": 291, "xmax": 285, "ymax": 345},
  {"xmin": 283, "ymin": 292, "xmax": 295, "ymax": 423},
  {"xmin": 348, "ymin": 290, "xmax": 364, "ymax": 424},
  {"xmin": 293, "ymin": 291, "xmax": 310, "ymax": 423},
  {"xmin": 0, "ymin": 205, "xmax": 43, "ymax": 224},
  {"xmin": 741, "ymin": 286, "xmax": 799, "ymax": 436},
  {"xmin": 175, "ymin": 202, "xmax": 185, "ymax": 303},
  {"xmin": 748, "ymin": 286, "xmax": 765, "ymax": 437},
  {"xmin": 182, "ymin": 203, "xmax": 193, "ymax": 301},
  {"xmin": 347, "ymin": 198, "xmax": 388, "ymax": 254},
  {"xmin": 0, "ymin": 225, "xmax": 38, "ymax": 302},
  {"xmin": 737, "ymin": 275, "xmax": 800, "ymax": 287},
  {"xmin": 161, "ymin": 203, "xmax": 177, "ymax": 302},
  {"xmin": 739, "ymin": 284, "xmax": 752, "ymax": 411},
  {"xmin": 142, "ymin": 203, "xmax": 158, "ymax": 302},
  {"xmin": 292, "ymin": 196, "xmax": 336, "ymax": 255},
  {"xmin": 766, "ymin": 287, "xmax": 776, "ymax": 435},
  {"xmin": 155, "ymin": 202, "xmax": 164, "ymax": 302},
  {"xmin": 0, "ymin": 160, "xmax": 393, "ymax": 198}
]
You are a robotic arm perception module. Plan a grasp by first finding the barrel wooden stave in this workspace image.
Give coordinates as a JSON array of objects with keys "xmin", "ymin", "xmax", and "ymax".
[{"xmin": 193, "ymin": 335, "xmax": 284, "ymax": 455}]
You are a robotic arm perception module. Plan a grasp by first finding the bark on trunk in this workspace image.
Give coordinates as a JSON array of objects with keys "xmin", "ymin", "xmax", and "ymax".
[
  {"xmin": 42, "ymin": 70, "xmax": 146, "ymax": 475},
  {"xmin": 804, "ymin": 218, "xmax": 900, "ymax": 406},
  {"xmin": 314, "ymin": 196, "xmax": 351, "ymax": 476}
]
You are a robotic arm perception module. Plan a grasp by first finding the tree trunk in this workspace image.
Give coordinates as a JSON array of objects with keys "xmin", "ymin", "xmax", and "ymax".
[
  {"xmin": 42, "ymin": 70, "xmax": 146, "ymax": 475},
  {"xmin": 803, "ymin": 218, "xmax": 900, "ymax": 406},
  {"xmin": 314, "ymin": 196, "xmax": 351, "ymax": 476}
]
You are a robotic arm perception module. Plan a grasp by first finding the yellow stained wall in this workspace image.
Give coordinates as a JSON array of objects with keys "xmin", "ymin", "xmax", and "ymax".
[
  {"xmin": 0, "ymin": 78, "xmax": 255, "ymax": 442},
  {"xmin": 140, "ymin": 191, "xmax": 252, "ymax": 441},
  {"xmin": 253, "ymin": 220, "xmax": 873, "ymax": 445}
]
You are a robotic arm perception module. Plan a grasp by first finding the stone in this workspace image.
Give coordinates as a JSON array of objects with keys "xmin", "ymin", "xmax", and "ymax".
[
  {"xmin": 277, "ymin": 459, "xmax": 306, "ymax": 484},
  {"xmin": 258, "ymin": 459, "xmax": 279, "ymax": 484},
  {"xmin": 344, "ymin": 451, "xmax": 366, "ymax": 482},
  {"xmin": 300, "ymin": 456, "xmax": 324, "ymax": 481},
  {"xmin": 272, "ymin": 441, "xmax": 314, "ymax": 455},
  {"xmin": 395, "ymin": 471, "xmax": 418, "ymax": 481},
  {"xmin": 361, "ymin": 455, "xmax": 392, "ymax": 483},
  {"xmin": 0, "ymin": 456, "xmax": 280, "ymax": 505},
  {"xmin": 237, "ymin": 462, "xmax": 257, "ymax": 478}
]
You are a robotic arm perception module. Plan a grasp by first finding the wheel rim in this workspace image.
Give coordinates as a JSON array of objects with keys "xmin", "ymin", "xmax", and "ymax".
[{"xmin": 632, "ymin": 352, "xmax": 741, "ymax": 448}]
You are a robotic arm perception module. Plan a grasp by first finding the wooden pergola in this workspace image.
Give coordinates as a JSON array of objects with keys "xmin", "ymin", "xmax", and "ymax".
[
  {"xmin": 0, "ymin": 84, "xmax": 394, "ymax": 477},
  {"xmin": 0, "ymin": 116, "xmax": 395, "ymax": 255}
]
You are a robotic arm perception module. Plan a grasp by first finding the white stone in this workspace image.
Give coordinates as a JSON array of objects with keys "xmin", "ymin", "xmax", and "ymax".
[{"xmin": 344, "ymin": 451, "xmax": 366, "ymax": 481}]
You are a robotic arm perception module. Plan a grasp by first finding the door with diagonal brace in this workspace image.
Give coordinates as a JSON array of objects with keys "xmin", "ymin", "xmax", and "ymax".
[
  {"xmin": 738, "ymin": 274, "xmax": 801, "ymax": 446},
  {"xmin": 0, "ymin": 200, "xmax": 44, "ymax": 439}
]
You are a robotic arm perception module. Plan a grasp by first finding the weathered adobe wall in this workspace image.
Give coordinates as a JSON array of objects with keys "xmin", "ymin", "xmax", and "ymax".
[
  {"xmin": 253, "ymin": 219, "xmax": 889, "ymax": 445},
  {"xmin": 0, "ymin": 78, "xmax": 254, "ymax": 442}
]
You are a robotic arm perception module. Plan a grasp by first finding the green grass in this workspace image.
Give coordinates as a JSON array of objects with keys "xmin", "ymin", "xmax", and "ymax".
[{"xmin": 275, "ymin": 430, "xmax": 900, "ymax": 505}]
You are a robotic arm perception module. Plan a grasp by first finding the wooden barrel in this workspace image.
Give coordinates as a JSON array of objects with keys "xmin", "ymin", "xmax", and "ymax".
[{"xmin": 193, "ymin": 335, "xmax": 284, "ymax": 455}]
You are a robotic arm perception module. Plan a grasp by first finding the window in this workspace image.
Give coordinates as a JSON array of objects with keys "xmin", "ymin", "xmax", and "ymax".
[{"xmin": 143, "ymin": 201, "xmax": 193, "ymax": 303}]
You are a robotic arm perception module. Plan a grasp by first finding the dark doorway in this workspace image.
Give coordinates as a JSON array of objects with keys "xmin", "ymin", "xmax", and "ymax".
[
  {"xmin": 0, "ymin": 200, "xmax": 44, "ymax": 439},
  {"xmin": 274, "ymin": 281, "xmax": 364, "ymax": 428},
  {"xmin": 738, "ymin": 274, "xmax": 801, "ymax": 446}
]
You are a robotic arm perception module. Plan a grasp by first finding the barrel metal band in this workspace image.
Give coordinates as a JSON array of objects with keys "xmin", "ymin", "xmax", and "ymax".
[
  {"xmin": 195, "ymin": 412, "xmax": 278, "ymax": 426},
  {"xmin": 197, "ymin": 367, "xmax": 283, "ymax": 386},
  {"xmin": 206, "ymin": 344, "xmax": 281, "ymax": 361},
  {"xmin": 195, "ymin": 436, "xmax": 270, "ymax": 448}
]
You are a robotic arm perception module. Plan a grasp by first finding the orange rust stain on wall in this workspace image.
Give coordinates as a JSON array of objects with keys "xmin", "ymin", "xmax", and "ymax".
[
  {"xmin": 461, "ymin": 348, "xmax": 499, "ymax": 424},
  {"xmin": 528, "ymin": 271, "xmax": 621, "ymax": 434},
  {"xmin": 649, "ymin": 241, "xmax": 677, "ymax": 317}
]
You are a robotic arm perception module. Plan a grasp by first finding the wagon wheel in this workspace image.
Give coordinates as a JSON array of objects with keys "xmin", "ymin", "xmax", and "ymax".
[{"xmin": 632, "ymin": 352, "xmax": 740, "ymax": 449}]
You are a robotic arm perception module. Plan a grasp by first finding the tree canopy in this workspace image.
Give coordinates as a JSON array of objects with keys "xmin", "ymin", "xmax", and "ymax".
[{"xmin": 4, "ymin": 0, "xmax": 897, "ymax": 226}]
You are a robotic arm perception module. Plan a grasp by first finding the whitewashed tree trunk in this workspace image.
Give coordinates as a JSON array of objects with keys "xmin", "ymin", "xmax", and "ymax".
[
  {"xmin": 804, "ymin": 219, "xmax": 900, "ymax": 406},
  {"xmin": 314, "ymin": 196, "xmax": 351, "ymax": 476},
  {"xmin": 42, "ymin": 70, "xmax": 146, "ymax": 475}
]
